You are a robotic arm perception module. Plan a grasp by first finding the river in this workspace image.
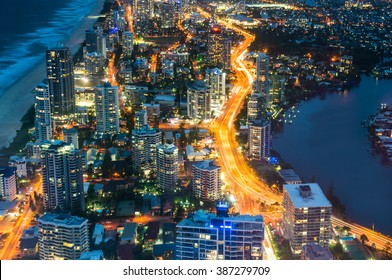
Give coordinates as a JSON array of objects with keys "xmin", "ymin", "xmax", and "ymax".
[{"xmin": 273, "ymin": 75, "xmax": 392, "ymax": 235}]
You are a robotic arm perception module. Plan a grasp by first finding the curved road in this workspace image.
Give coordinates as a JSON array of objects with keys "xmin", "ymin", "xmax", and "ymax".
[{"xmin": 197, "ymin": 8, "xmax": 392, "ymax": 251}]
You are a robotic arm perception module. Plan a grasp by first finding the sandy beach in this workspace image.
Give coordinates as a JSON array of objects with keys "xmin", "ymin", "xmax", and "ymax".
[{"xmin": 0, "ymin": 0, "xmax": 105, "ymax": 149}]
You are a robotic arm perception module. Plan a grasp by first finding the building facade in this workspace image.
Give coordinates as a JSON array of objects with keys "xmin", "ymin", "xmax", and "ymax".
[
  {"xmin": 282, "ymin": 183, "xmax": 332, "ymax": 255},
  {"xmin": 205, "ymin": 68, "xmax": 226, "ymax": 117},
  {"xmin": 38, "ymin": 213, "xmax": 89, "ymax": 260},
  {"xmin": 95, "ymin": 83, "xmax": 120, "ymax": 135},
  {"xmin": 34, "ymin": 81, "xmax": 52, "ymax": 142},
  {"xmin": 187, "ymin": 81, "xmax": 211, "ymax": 121},
  {"xmin": 46, "ymin": 46, "xmax": 75, "ymax": 117},
  {"xmin": 0, "ymin": 167, "xmax": 17, "ymax": 201},
  {"xmin": 254, "ymin": 52, "xmax": 270, "ymax": 107},
  {"xmin": 41, "ymin": 141, "xmax": 84, "ymax": 211},
  {"xmin": 132, "ymin": 126, "xmax": 162, "ymax": 172},
  {"xmin": 156, "ymin": 144, "xmax": 179, "ymax": 190},
  {"xmin": 192, "ymin": 160, "xmax": 222, "ymax": 202},
  {"xmin": 176, "ymin": 203, "xmax": 264, "ymax": 260},
  {"xmin": 248, "ymin": 119, "xmax": 271, "ymax": 160}
]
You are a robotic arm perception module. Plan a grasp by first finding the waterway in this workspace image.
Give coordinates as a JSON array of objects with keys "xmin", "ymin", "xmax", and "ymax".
[{"xmin": 273, "ymin": 75, "xmax": 392, "ymax": 236}]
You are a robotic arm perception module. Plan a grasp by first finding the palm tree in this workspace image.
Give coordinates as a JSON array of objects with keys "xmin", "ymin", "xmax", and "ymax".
[{"xmin": 360, "ymin": 234, "xmax": 369, "ymax": 245}]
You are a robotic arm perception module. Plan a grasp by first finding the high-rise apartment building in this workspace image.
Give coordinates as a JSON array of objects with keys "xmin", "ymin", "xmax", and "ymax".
[
  {"xmin": 156, "ymin": 144, "xmax": 178, "ymax": 190},
  {"xmin": 62, "ymin": 127, "xmax": 79, "ymax": 149},
  {"xmin": 176, "ymin": 203, "xmax": 264, "ymax": 260},
  {"xmin": 187, "ymin": 81, "xmax": 211, "ymax": 121},
  {"xmin": 254, "ymin": 52, "xmax": 270, "ymax": 107},
  {"xmin": 46, "ymin": 46, "xmax": 75, "ymax": 117},
  {"xmin": 205, "ymin": 68, "xmax": 226, "ymax": 117},
  {"xmin": 282, "ymin": 183, "xmax": 332, "ymax": 255},
  {"xmin": 248, "ymin": 119, "xmax": 271, "ymax": 160},
  {"xmin": 41, "ymin": 141, "xmax": 84, "ymax": 211},
  {"xmin": 223, "ymin": 38, "xmax": 232, "ymax": 70},
  {"xmin": 247, "ymin": 92, "xmax": 265, "ymax": 123},
  {"xmin": 207, "ymin": 25, "xmax": 231, "ymax": 69},
  {"xmin": 135, "ymin": 110, "xmax": 148, "ymax": 130},
  {"xmin": 131, "ymin": 125, "xmax": 162, "ymax": 172},
  {"xmin": 0, "ymin": 167, "xmax": 17, "ymax": 201},
  {"xmin": 122, "ymin": 31, "xmax": 134, "ymax": 56},
  {"xmin": 85, "ymin": 27, "xmax": 107, "ymax": 58},
  {"xmin": 192, "ymin": 160, "xmax": 222, "ymax": 202},
  {"xmin": 207, "ymin": 25, "xmax": 224, "ymax": 67},
  {"xmin": 38, "ymin": 213, "xmax": 89, "ymax": 260},
  {"xmin": 34, "ymin": 81, "xmax": 52, "ymax": 142},
  {"xmin": 94, "ymin": 83, "xmax": 120, "ymax": 136}
]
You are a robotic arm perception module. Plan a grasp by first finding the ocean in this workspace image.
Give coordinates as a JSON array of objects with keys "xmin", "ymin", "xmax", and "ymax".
[{"xmin": 0, "ymin": 0, "xmax": 98, "ymax": 95}]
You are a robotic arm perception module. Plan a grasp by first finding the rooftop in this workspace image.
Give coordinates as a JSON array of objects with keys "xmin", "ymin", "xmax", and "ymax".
[
  {"xmin": 38, "ymin": 213, "xmax": 88, "ymax": 227},
  {"xmin": 178, "ymin": 209, "xmax": 263, "ymax": 227},
  {"xmin": 302, "ymin": 243, "xmax": 333, "ymax": 260},
  {"xmin": 193, "ymin": 160, "xmax": 220, "ymax": 171},
  {"xmin": 79, "ymin": 250, "xmax": 104, "ymax": 260},
  {"xmin": 283, "ymin": 183, "xmax": 332, "ymax": 208}
]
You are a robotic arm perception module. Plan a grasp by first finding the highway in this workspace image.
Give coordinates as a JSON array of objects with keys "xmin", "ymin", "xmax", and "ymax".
[
  {"xmin": 196, "ymin": 7, "xmax": 392, "ymax": 252},
  {"xmin": 197, "ymin": 7, "xmax": 282, "ymax": 214},
  {"xmin": 0, "ymin": 177, "xmax": 42, "ymax": 260}
]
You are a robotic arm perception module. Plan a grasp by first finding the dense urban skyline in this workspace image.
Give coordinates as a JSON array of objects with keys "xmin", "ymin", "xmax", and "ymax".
[{"xmin": 0, "ymin": 0, "xmax": 391, "ymax": 261}]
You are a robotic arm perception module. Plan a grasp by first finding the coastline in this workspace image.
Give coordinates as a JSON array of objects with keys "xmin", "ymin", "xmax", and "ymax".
[
  {"xmin": 272, "ymin": 76, "xmax": 392, "ymax": 236},
  {"xmin": 0, "ymin": 0, "xmax": 106, "ymax": 149}
]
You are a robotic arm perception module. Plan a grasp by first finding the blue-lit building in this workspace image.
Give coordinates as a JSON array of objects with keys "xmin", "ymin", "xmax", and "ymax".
[{"xmin": 175, "ymin": 202, "xmax": 264, "ymax": 260}]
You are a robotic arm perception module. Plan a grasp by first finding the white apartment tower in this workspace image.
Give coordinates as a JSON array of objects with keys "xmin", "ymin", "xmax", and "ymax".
[
  {"xmin": 192, "ymin": 160, "xmax": 222, "ymax": 202},
  {"xmin": 0, "ymin": 167, "xmax": 17, "ymax": 201},
  {"xmin": 34, "ymin": 81, "xmax": 52, "ymax": 142},
  {"xmin": 282, "ymin": 183, "xmax": 332, "ymax": 255},
  {"xmin": 41, "ymin": 141, "xmax": 84, "ymax": 211},
  {"xmin": 131, "ymin": 125, "xmax": 162, "ymax": 172},
  {"xmin": 156, "ymin": 144, "xmax": 179, "ymax": 190},
  {"xmin": 205, "ymin": 68, "xmax": 226, "ymax": 117},
  {"xmin": 95, "ymin": 82, "xmax": 120, "ymax": 136},
  {"xmin": 187, "ymin": 81, "xmax": 211, "ymax": 121},
  {"xmin": 248, "ymin": 119, "xmax": 271, "ymax": 160},
  {"xmin": 176, "ymin": 203, "xmax": 264, "ymax": 260},
  {"xmin": 38, "ymin": 213, "xmax": 89, "ymax": 260}
]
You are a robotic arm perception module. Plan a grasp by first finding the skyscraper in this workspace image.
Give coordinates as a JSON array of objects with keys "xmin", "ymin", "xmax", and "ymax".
[
  {"xmin": 46, "ymin": 46, "xmax": 75, "ymax": 117},
  {"xmin": 205, "ymin": 68, "xmax": 226, "ymax": 117},
  {"xmin": 254, "ymin": 52, "xmax": 270, "ymax": 107},
  {"xmin": 34, "ymin": 81, "xmax": 52, "ymax": 142},
  {"xmin": 192, "ymin": 160, "xmax": 222, "ymax": 202},
  {"xmin": 247, "ymin": 92, "xmax": 265, "ymax": 123},
  {"xmin": 62, "ymin": 127, "xmax": 79, "ymax": 149},
  {"xmin": 41, "ymin": 140, "xmax": 84, "ymax": 211},
  {"xmin": 207, "ymin": 25, "xmax": 224, "ymax": 67},
  {"xmin": 135, "ymin": 110, "xmax": 148, "ymax": 130},
  {"xmin": 85, "ymin": 27, "xmax": 107, "ymax": 58},
  {"xmin": 176, "ymin": 203, "xmax": 264, "ymax": 260},
  {"xmin": 131, "ymin": 125, "xmax": 162, "ymax": 172},
  {"xmin": 282, "ymin": 183, "xmax": 332, "ymax": 255},
  {"xmin": 156, "ymin": 144, "xmax": 179, "ymax": 190},
  {"xmin": 94, "ymin": 83, "xmax": 120, "ymax": 136},
  {"xmin": 223, "ymin": 38, "xmax": 232, "ymax": 70},
  {"xmin": 0, "ymin": 167, "xmax": 17, "ymax": 202},
  {"xmin": 38, "ymin": 213, "xmax": 89, "ymax": 260},
  {"xmin": 122, "ymin": 31, "xmax": 134, "ymax": 56},
  {"xmin": 187, "ymin": 81, "xmax": 211, "ymax": 121},
  {"xmin": 248, "ymin": 119, "xmax": 271, "ymax": 160}
]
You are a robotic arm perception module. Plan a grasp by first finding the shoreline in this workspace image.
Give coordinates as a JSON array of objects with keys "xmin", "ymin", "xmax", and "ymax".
[
  {"xmin": 271, "ymin": 76, "xmax": 392, "ymax": 236},
  {"xmin": 0, "ymin": 0, "xmax": 106, "ymax": 149}
]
